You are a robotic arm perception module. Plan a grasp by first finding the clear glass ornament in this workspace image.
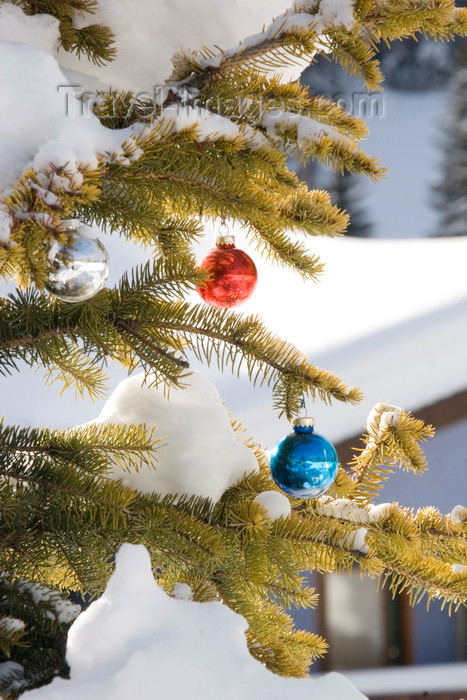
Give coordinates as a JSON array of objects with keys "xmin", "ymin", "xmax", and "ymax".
[
  {"xmin": 270, "ymin": 418, "xmax": 338, "ymax": 498},
  {"xmin": 45, "ymin": 219, "xmax": 110, "ymax": 302}
]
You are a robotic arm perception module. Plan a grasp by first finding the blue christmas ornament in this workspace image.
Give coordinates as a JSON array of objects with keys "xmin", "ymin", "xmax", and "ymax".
[{"xmin": 270, "ymin": 417, "xmax": 338, "ymax": 498}]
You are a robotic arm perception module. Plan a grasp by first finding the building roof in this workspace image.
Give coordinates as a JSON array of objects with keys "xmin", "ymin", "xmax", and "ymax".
[{"xmin": 226, "ymin": 234, "xmax": 467, "ymax": 446}]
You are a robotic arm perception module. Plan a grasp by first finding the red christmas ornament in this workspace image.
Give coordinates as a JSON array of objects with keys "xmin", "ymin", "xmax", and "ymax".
[{"xmin": 196, "ymin": 235, "xmax": 258, "ymax": 308}]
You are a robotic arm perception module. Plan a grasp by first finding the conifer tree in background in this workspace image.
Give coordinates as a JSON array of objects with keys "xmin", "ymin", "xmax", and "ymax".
[
  {"xmin": 328, "ymin": 171, "xmax": 373, "ymax": 237},
  {"xmin": 0, "ymin": 1, "xmax": 467, "ymax": 696},
  {"xmin": 296, "ymin": 55, "xmax": 373, "ymax": 238},
  {"xmin": 434, "ymin": 41, "xmax": 467, "ymax": 237}
]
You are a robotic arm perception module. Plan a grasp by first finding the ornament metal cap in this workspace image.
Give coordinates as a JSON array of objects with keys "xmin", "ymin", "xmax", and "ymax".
[
  {"xmin": 216, "ymin": 234, "xmax": 235, "ymax": 246},
  {"xmin": 293, "ymin": 417, "xmax": 315, "ymax": 428}
]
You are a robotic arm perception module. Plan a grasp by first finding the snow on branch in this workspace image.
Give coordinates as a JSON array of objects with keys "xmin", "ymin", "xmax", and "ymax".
[
  {"xmin": 171, "ymin": 0, "xmax": 356, "ymax": 82},
  {"xmin": 450, "ymin": 505, "xmax": 467, "ymax": 525}
]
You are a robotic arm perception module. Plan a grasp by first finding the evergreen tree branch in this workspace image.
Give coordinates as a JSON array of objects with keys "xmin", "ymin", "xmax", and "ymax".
[
  {"xmin": 116, "ymin": 319, "xmax": 190, "ymax": 370},
  {"xmin": 0, "ymin": 283, "xmax": 362, "ymax": 418},
  {"xmin": 349, "ymin": 406, "xmax": 434, "ymax": 502},
  {"xmin": 3, "ymin": 127, "xmax": 349, "ymax": 286},
  {"xmin": 12, "ymin": 0, "xmax": 117, "ymax": 64}
]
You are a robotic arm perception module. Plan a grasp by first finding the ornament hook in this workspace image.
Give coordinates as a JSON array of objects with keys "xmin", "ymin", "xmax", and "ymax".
[
  {"xmin": 293, "ymin": 398, "xmax": 314, "ymax": 428},
  {"xmin": 218, "ymin": 219, "xmax": 230, "ymax": 237}
]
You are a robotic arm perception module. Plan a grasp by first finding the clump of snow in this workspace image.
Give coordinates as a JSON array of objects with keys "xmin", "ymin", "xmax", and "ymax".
[
  {"xmin": 0, "ymin": 661, "xmax": 23, "ymax": 677},
  {"xmin": 313, "ymin": 0, "xmax": 355, "ymax": 31},
  {"xmin": 160, "ymin": 104, "xmax": 248, "ymax": 143},
  {"xmin": 3, "ymin": 578, "xmax": 82, "ymax": 626},
  {"xmin": 0, "ymin": 661, "xmax": 24, "ymax": 696},
  {"xmin": 367, "ymin": 401, "xmax": 402, "ymax": 437},
  {"xmin": 317, "ymin": 498, "xmax": 393, "ymax": 527},
  {"xmin": 318, "ymin": 498, "xmax": 369, "ymax": 523},
  {"xmin": 274, "ymin": 339, "xmax": 309, "ymax": 366},
  {"xmin": 207, "ymin": 0, "xmax": 356, "ymax": 80},
  {"xmin": 86, "ymin": 370, "xmax": 258, "ymax": 502},
  {"xmin": 262, "ymin": 110, "xmax": 355, "ymax": 151},
  {"xmin": 367, "ymin": 503, "xmax": 392, "ymax": 523},
  {"xmin": 0, "ymin": 41, "xmax": 143, "ymax": 225},
  {"xmin": 172, "ymin": 583, "xmax": 193, "ymax": 601},
  {"xmin": 143, "ymin": 103, "xmax": 271, "ymax": 155},
  {"xmin": 31, "ymin": 587, "xmax": 80, "ymax": 626},
  {"xmin": 347, "ymin": 400, "xmax": 403, "ymax": 464},
  {"xmin": 0, "ymin": 661, "xmax": 23, "ymax": 678},
  {"xmin": 344, "ymin": 527, "xmax": 369, "ymax": 555},
  {"xmin": 290, "ymin": 0, "xmax": 355, "ymax": 30},
  {"xmin": 1, "ymin": 617, "xmax": 25, "ymax": 634},
  {"xmin": 221, "ymin": 0, "xmax": 355, "ymax": 81},
  {"xmin": 22, "ymin": 543, "xmax": 366, "ymax": 700},
  {"xmin": 449, "ymin": 504, "xmax": 467, "ymax": 524},
  {"xmin": 451, "ymin": 564, "xmax": 467, "ymax": 575},
  {"xmin": 254, "ymin": 490, "xmax": 292, "ymax": 520},
  {"xmin": 0, "ymin": 209, "xmax": 13, "ymax": 244},
  {"xmin": 0, "ymin": 3, "xmax": 59, "ymax": 55}
]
